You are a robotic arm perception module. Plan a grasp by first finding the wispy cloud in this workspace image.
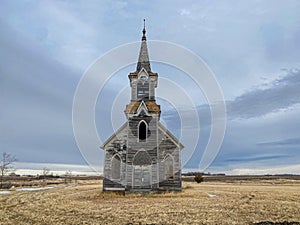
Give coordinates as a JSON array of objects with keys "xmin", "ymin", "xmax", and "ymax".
[
  {"xmin": 227, "ymin": 69, "xmax": 300, "ymax": 119},
  {"xmin": 163, "ymin": 68, "xmax": 300, "ymax": 125},
  {"xmin": 258, "ymin": 137, "xmax": 300, "ymax": 147},
  {"xmin": 224, "ymin": 154, "xmax": 289, "ymax": 163},
  {"xmin": 223, "ymin": 164, "xmax": 300, "ymax": 175},
  {"xmin": 14, "ymin": 162, "xmax": 100, "ymax": 175}
]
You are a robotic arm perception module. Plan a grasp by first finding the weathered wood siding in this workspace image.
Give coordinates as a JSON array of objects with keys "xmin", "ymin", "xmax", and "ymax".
[
  {"xmin": 103, "ymin": 126, "xmax": 127, "ymax": 190},
  {"xmin": 103, "ymin": 119, "xmax": 182, "ymax": 192},
  {"xmin": 126, "ymin": 114, "xmax": 159, "ymax": 190},
  {"xmin": 157, "ymin": 128, "xmax": 182, "ymax": 191},
  {"xmin": 103, "ymin": 118, "xmax": 182, "ymax": 192}
]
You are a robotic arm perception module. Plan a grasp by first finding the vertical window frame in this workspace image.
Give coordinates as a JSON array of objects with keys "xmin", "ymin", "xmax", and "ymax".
[{"xmin": 138, "ymin": 120, "xmax": 148, "ymax": 142}]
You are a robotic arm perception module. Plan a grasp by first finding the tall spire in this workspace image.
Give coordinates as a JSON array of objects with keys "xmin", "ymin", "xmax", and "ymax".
[
  {"xmin": 142, "ymin": 19, "xmax": 146, "ymax": 41},
  {"xmin": 137, "ymin": 19, "xmax": 151, "ymax": 72}
]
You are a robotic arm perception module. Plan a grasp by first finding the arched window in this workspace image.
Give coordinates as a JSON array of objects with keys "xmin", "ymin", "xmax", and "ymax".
[
  {"xmin": 138, "ymin": 121, "xmax": 147, "ymax": 141},
  {"xmin": 164, "ymin": 155, "xmax": 174, "ymax": 180},
  {"xmin": 133, "ymin": 150, "xmax": 151, "ymax": 166},
  {"xmin": 111, "ymin": 155, "xmax": 121, "ymax": 180}
]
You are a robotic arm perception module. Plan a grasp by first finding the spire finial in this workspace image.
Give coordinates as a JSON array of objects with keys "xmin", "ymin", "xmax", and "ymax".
[
  {"xmin": 142, "ymin": 19, "xmax": 146, "ymax": 41},
  {"xmin": 137, "ymin": 19, "xmax": 151, "ymax": 71}
]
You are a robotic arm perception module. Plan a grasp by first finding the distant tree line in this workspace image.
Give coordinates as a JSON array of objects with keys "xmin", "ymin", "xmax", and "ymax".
[{"xmin": 182, "ymin": 172, "xmax": 226, "ymax": 176}]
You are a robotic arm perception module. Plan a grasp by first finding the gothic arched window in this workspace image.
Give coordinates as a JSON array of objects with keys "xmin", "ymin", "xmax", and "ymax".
[
  {"xmin": 138, "ymin": 121, "xmax": 147, "ymax": 141},
  {"xmin": 111, "ymin": 155, "xmax": 121, "ymax": 180},
  {"xmin": 133, "ymin": 150, "xmax": 151, "ymax": 166},
  {"xmin": 164, "ymin": 155, "xmax": 174, "ymax": 180}
]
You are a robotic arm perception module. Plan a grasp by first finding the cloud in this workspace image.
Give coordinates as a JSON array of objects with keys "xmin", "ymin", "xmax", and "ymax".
[
  {"xmin": 179, "ymin": 9, "xmax": 191, "ymax": 16},
  {"xmin": 258, "ymin": 137, "xmax": 300, "ymax": 147},
  {"xmin": 224, "ymin": 154, "xmax": 289, "ymax": 163},
  {"xmin": 223, "ymin": 164, "xmax": 300, "ymax": 175},
  {"xmin": 161, "ymin": 69, "xmax": 300, "ymax": 172},
  {"xmin": 0, "ymin": 20, "xmax": 85, "ymax": 165},
  {"xmin": 163, "ymin": 68, "xmax": 300, "ymax": 129},
  {"xmin": 14, "ymin": 162, "xmax": 100, "ymax": 175},
  {"xmin": 227, "ymin": 69, "xmax": 300, "ymax": 119}
]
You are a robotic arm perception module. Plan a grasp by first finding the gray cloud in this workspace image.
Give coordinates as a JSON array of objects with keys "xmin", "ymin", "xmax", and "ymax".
[
  {"xmin": 161, "ymin": 69, "xmax": 300, "ymax": 170},
  {"xmin": 163, "ymin": 69, "xmax": 300, "ymax": 127},
  {"xmin": 258, "ymin": 137, "xmax": 300, "ymax": 147},
  {"xmin": 0, "ymin": 20, "xmax": 85, "ymax": 165},
  {"xmin": 224, "ymin": 154, "xmax": 290, "ymax": 163},
  {"xmin": 227, "ymin": 69, "xmax": 300, "ymax": 119}
]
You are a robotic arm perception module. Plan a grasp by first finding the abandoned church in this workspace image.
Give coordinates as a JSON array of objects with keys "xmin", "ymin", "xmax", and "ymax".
[{"xmin": 101, "ymin": 23, "xmax": 184, "ymax": 193}]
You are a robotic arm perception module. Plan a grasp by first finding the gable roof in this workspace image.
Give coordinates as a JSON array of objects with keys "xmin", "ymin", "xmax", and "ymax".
[
  {"xmin": 136, "ymin": 101, "xmax": 149, "ymax": 116},
  {"xmin": 101, "ymin": 121, "xmax": 184, "ymax": 151},
  {"xmin": 158, "ymin": 122, "xmax": 184, "ymax": 150},
  {"xmin": 100, "ymin": 123, "xmax": 127, "ymax": 149},
  {"xmin": 128, "ymin": 70, "xmax": 158, "ymax": 78},
  {"xmin": 125, "ymin": 101, "xmax": 160, "ymax": 114},
  {"xmin": 137, "ymin": 67, "xmax": 149, "ymax": 79}
]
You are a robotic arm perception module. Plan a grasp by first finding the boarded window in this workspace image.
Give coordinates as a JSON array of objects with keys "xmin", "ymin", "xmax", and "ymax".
[
  {"xmin": 139, "ymin": 121, "xmax": 147, "ymax": 141},
  {"xmin": 111, "ymin": 155, "xmax": 121, "ymax": 180},
  {"xmin": 164, "ymin": 156, "xmax": 174, "ymax": 180},
  {"xmin": 137, "ymin": 81, "xmax": 149, "ymax": 100}
]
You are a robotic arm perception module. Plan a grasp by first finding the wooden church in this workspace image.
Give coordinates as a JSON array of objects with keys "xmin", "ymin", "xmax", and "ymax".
[{"xmin": 101, "ymin": 22, "xmax": 184, "ymax": 193}]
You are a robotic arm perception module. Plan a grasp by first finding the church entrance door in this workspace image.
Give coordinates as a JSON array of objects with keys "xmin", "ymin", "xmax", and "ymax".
[
  {"xmin": 132, "ymin": 150, "xmax": 152, "ymax": 189},
  {"xmin": 133, "ymin": 165, "xmax": 151, "ymax": 189}
]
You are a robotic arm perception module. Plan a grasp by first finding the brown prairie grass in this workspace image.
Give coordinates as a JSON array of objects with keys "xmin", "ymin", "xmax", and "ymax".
[{"xmin": 0, "ymin": 180, "xmax": 300, "ymax": 225}]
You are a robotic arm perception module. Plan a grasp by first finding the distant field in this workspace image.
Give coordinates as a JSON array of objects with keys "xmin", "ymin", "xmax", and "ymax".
[{"xmin": 1, "ymin": 178, "xmax": 300, "ymax": 225}]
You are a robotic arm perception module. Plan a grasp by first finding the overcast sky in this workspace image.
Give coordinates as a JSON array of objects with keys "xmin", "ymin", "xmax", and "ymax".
[{"xmin": 1, "ymin": 0, "xmax": 300, "ymax": 175}]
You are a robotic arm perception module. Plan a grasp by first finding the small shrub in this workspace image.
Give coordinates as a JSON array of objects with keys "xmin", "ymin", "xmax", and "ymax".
[
  {"xmin": 194, "ymin": 173, "xmax": 204, "ymax": 183},
  {"xmin": 183, "ymin": 185, "xmax": 193, "ymax": 189}
]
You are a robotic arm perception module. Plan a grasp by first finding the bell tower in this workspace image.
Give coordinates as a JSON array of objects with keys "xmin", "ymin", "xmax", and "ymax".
[
  {"xmin": 124, "ymin": 20, "xmax": 161, "ymax": 189},
  {"xmin": 128, "ymin": 20, "xmax": 158, "ymax": 103}
]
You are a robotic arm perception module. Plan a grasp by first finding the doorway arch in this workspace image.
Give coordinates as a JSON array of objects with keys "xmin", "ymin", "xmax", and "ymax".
[{"xmin": 132, "ymin": 150, "xmax": 152, "ymax": 188}]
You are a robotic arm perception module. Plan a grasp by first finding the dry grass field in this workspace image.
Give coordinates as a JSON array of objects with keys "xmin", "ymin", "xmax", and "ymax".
[{"xmin": 0, "ymin": 179, "xmax": 300, "ymax": 225}]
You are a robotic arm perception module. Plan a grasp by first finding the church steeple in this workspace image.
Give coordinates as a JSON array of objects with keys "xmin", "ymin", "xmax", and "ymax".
[
  {"xmin": 102, "ymin": 22, "xmax": 183, "ymax": 194},
  {"xmin": 137, "ymin": 19, "xmax": 151, "ymax": 72},
  {"xmin": 142, "ymin": 19, "xmax": 146, "ymax": 41}
]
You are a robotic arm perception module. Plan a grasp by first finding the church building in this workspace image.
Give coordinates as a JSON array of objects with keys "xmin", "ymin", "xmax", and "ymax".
[{"xmin": 101, "ymin": 22, "xmax": 184, "ymax": 193}]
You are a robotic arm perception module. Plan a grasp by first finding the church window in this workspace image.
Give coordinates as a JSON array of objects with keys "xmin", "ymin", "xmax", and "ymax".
[
  {"xmin": 133, "ymin": 150, "xmax": 151, "ymax": 165},
  {"xmin": 137, "ymin": 80, "xmax": 149, "ymax": 100},
  {"xmin": 138, "ymin": 121, "xmax": 147, "ymax": 141},
  {"xmin": 164, "ymin": 155, "xmax": 174, "ymax": 180},
  {"xmin": 111, "ymin": 155, "xmax": 121, "ymax": 180}
]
